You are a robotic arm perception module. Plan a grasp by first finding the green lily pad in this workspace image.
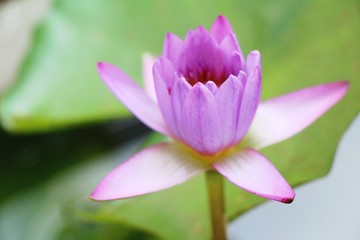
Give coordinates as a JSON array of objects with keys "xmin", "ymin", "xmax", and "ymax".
[
  {"xmin": 0, "ymin": 119, "xmax": 148, "ymax": 202},
  {"xmin": 0, "ymin": 0, "xmax": 359, "ymax": 239},
  {"xmin": 0, "ymin": 138, "xmax": 158, "ymax": 240},
  {"xmin": 3, "ymin": 0, "xmax": 358, "ymax": 132}
]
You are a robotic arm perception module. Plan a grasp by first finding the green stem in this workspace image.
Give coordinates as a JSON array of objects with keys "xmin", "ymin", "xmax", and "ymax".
[{"xmin": 206, "ymin": 170, "xmax": 227, "ymax": 240}]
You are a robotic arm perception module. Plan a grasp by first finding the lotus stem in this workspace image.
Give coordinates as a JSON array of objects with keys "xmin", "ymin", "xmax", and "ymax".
[{"xmin": 206, "ymin": 169, "xmax": 227, "ymax": 240}]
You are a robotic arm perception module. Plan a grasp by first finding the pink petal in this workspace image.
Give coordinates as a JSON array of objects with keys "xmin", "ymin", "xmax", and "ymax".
[
  {"xmin": 181, "ymin": 83, "xmax": 223, "ymax": 154},
  {"xmin": 220, "ymin": 34, "xmax": 241, "ymax": 54},
  {"xmin": 153, "ymin": 59, "xmax": 179, "ymax": 137},
  {"xmin": 177, "ymin": 27, "xmax": 224, "ymax": 85},
  {"xmin": 235, "ymin": 65, "xmax": 262, "ymax": 142},
  {"xmin": 163, "ymin": 32, "xmax": 183, "ymax": 66},
  {"xmin": 97, "ymin": 62, "xmax": 169, "ymax": 136},
  {"xmin": 171, "ymin": 77, "xmax": 192, "ymax": 140},
  {"xmin": 141, "ymin": 53, "xmax": 157, "ymax": 102},
  {"xmin": 205, "ymin": 81, "xmax": 218, "ymax": 94},
  {"xmin": 215, "ymin": 75, "xmax": 244, "ymax": 147},
  {"xmin": 245, "ymin": 50, "xmax": 261, "ymax": 74},
  {"xmin": 90, "ymin": 143, "xmax": 208, "ymax": 201},
  {"xmin": 153, "ymin": 57, "xmax": 177, "ymax": 89},
  {"xmin": 213, "ymin": 148, "xmax": 295, "ymax": 203},
  {"xmin": 230, "ymin": 52, "xmax": 244, "ymax": 76},
  {"xmin": 220, "ymin": 35, "xmax": 244, "ymax": 74},
  {"xmin": 210, "ymin": 15, "xmax": 235, "ymax": 43},
  {"xmin": 245, "ymin": 81, "xmax": 349, "ymax": 149}
]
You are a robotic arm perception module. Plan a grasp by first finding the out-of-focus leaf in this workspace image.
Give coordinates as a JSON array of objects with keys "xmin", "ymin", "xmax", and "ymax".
[
  {"xmin": 0, "ymin": 119, "xmax": 149, "ymax": 202},
  {"xmin": 0, "ymin": 140, "xmax": 158, "ymax": 240},
  {"xmin": 0, "ymin": 0, "xmax": 51, "ymax": 95},
  {"xmin": 4, "ymin": 0, "xmax": 358, "ymax": 132},
  {"xmin": 0, "ymin": 0, "xmax": 359, "ymax": 240}
]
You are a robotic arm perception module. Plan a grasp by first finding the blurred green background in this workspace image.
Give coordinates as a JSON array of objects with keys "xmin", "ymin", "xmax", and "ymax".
[{"xmin": 0, "ymin": 0, "xmax": 359, "ymax": 239}]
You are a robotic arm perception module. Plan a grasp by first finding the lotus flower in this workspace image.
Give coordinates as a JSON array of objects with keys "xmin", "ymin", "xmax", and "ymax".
[{"xmin": 90, "ymin": 16, "xmax": 348, "ymax": 203}]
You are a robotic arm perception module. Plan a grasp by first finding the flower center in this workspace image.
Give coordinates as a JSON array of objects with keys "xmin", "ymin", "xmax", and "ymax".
[{"xmin": 182, "ymin": 66, "xmax": 229, "ymax": 87}]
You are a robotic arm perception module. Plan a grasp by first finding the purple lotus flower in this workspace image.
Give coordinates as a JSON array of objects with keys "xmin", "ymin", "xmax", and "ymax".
[{"xmin": 90, "ymin": 16, "xmax": 348, "ymax": 203}]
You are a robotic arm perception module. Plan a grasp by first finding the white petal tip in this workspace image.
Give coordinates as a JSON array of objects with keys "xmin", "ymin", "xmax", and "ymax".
[
  {"xmin": 89, "ymin": 187, "xmax": 135, "ymax": 201},
  {"xmin": 246, "ymin": 80, "xmax": 349, "ymax": 149},
  {"xmin": 249, "ymin": 50, "xmax": 260, "ymax": 56},
  {"xmin": 89, "ymin": 191, "xmax": 112, "ymax": 202}
]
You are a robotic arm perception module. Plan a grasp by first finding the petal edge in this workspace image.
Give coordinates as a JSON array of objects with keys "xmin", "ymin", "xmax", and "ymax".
[
  {"xmin": 210, "ymin": 15, "xmax": 235, "ymax": 43},
  {"xmin": 213, "ymin": 148, "xmax": 295, "ymax": 203},
  {"xmin": 246, "ymin": 81, "xmax": 349, "ymax": 149},
  {"xmin": 90, "ymin": 142, "xmax": 208, "ymax": 201},
  {"xmin": 97, "ymin": 62, "xmax": 169, "ymax": 136},
  {"xmin": 142, "ymin": 53, "xmax": 157, "ymax": 102}
]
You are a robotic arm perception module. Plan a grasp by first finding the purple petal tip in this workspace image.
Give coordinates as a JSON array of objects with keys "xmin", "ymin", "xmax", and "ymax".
[
  {"xmin": 216, "ymin": 15, "xmax": 227, "ymax": 22},
  {"xmin": 280, "ymin": 190, "xmax": 296, "ymax": 204},
  {"xmin": 336, "ymin": 80, "xmax": 350, "ymax": 88},
  {"xmin": 97, "ymin": 62, "xmax": 104, "ymax": 69},
  {"xmin": 97, "ymin": 62, "xmax": 109, "ymax": 74},
  {"xmin": 281, "ymin": 196, "xmax": 295, "ymax": 204}
]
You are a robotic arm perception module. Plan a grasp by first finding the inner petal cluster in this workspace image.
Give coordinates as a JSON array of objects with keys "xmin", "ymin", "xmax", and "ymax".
[
  {"xmin": 153, "ymin": 20, "xmax": 261, "ymax": 156},
  {"xmin": 177, "ymin": 27, "xmax": 236, "ymax": 87}
]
